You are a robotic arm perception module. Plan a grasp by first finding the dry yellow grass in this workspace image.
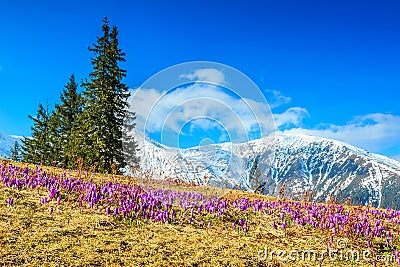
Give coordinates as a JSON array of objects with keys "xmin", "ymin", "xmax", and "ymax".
[{"xmin": 0, "ymin": 161, "xmax": 398, "ymax": 266}]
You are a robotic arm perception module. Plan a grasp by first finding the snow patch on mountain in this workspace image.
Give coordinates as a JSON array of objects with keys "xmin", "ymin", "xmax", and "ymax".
[
  {"xmin": 137, "ymin": 133, "xmax": 400, "ymax": 209},
  {"xmin": 0, "ymin": 132, "xmax": 22, "ymax": 158}
]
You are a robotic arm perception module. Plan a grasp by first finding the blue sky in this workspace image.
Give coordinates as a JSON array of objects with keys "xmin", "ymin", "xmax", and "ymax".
[{"xmin": 0, "ymin": 0, "xmax": 399, "ymax": 158}]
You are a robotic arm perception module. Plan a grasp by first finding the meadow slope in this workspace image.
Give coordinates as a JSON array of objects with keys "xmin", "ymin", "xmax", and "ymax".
[{"xmin": 1, "ymin": 160, "xmax": 399, "ymax": 266}]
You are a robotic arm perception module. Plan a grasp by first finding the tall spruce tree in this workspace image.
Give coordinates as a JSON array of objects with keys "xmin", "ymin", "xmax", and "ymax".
[
  {"xmin": 49, "ymin": 74, "xmax": 83, "ymax": 168},
  {"xmin": 22, "ymin": 103, "xmax": 51, "ymax": 165},
  {"xmin": 10, "ymin": 141, "xmax": 22, "ymax": 162},
  {"xmin": 74, "ymin": 17, "xmax": 138, "ymax": 173}
]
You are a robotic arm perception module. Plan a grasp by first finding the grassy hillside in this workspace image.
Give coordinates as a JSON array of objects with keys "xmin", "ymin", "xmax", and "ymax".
[{"xmin": 1, "ymin": 159, "xmax": 399, "ymax": 266}]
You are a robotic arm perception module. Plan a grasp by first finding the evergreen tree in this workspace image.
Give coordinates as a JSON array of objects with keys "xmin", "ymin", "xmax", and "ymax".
[
  {"xmin": 22, "ymin": 103, "xmax": 51, "ymax": 165},
  {"xmin": 74, "ymin": 17, "xmax": 138, "ymax": 173},
  {"xmin": 248, "ymin": 155, "xmax": 263, "ymax": 193},
  {"xmin": 49, "ymin": 74, "xmax": 83, "ymax": 168},
  {"xmin": 10, "ymin": 141, "xmax": 22, "ymax": 162},
  {"xmin": 47, "ymin": 111, "xmax": 62, "ymax": 166}
]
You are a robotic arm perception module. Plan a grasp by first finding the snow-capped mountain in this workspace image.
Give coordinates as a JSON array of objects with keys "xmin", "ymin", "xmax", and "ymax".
[
  {"xmin": 137, "ymin": 134, "xmax": 400, "ymax": 209},
  {"xmin": 0, "ymin": 132, "xmax": 22, "ymax": 159}
]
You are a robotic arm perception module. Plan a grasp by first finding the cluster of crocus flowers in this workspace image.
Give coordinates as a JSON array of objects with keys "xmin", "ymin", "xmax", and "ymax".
[{"xmin": 1, "ymin": 161, "xmax": 400, "ymax": 262}]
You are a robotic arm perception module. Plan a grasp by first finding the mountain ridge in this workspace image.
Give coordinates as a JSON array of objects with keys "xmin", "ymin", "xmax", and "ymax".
[{"xmin": 137, "ymin": 133, "xmax": 400, "ymax": 209}]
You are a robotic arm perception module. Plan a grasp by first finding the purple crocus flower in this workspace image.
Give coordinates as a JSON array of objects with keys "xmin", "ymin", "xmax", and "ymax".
[
  {"xmin": 105, "ymin": 207, "xmax": 111, "ymax": 215},
  {"xmin": 6, "ymin": 198, "xmax": 13, "ymax": 206},
  {"xmin": 49, "ymin": 188, "xmax": 59, "ymax": 199},
  {"xmin": 41, "ymin": 197, "xmax": 48, "ymax": 204}
]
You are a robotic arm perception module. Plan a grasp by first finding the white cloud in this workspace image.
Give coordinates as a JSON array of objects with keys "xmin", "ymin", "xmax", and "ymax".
[
  {"xmin": 179, "ymin": 69, "xmax": 292, "ymax": 110},
  {"xmin": 179, "ymin": 68, "xmax": 226, "ymax": 85},
  {"xmin": 218, "ymin": 132, "xmax": 229, "ymax": 142},
  {"xmin": 279, "ymin": 113, "xmax": 400, "ymax": 153},
  {"xmin": 265, "ymin": 90, "xmax": 291, "ymax": 109},
  {"xmin": 128, "ymin": 80, "xmax": 313, "ymax": 146},
  {"xmin": 274, "ymin": 107, "xmax": 309, "ymax": 129},
  {"xmin": 189, "ymin": 118, "xmax": 221, "ymax": 133},
  {"xmin": 129, "ymin": 84, "xmax": 279, "ymax": 143}
]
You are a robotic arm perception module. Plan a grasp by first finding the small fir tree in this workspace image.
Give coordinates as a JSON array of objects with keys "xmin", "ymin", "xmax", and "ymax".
[
  {"xmin": 21, "ymin": 103, "xmax": 51, "ymax": 165},
  {"xmin": 10, "ymin": 141, "xmax": 22, "ymax": 162},
  {"xmin": 248, "ymin": 155, "xmax": 264, "ymax": 193},
  {"xmin": 49, "ymin": 74, "xmax": 83, "ymax": 168}
]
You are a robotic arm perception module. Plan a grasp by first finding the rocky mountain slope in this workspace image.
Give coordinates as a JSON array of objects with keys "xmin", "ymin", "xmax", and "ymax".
[{"xmin": 138, "ymin": 134, "xmax": 400, "ymax": 209}]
